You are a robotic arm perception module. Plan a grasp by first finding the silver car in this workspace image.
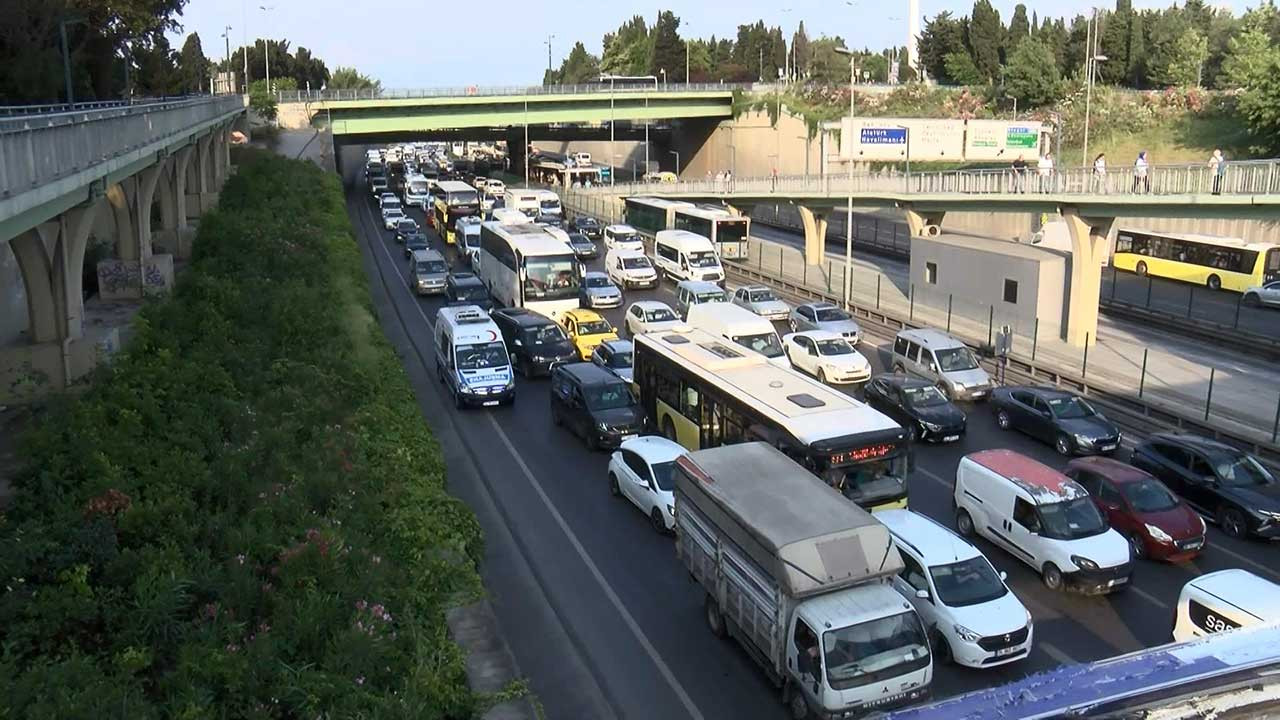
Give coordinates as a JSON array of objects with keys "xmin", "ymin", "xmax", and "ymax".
[
  {"xmin": 731, "ymin": 285, "xmax": 790, "ymax": 321},
  {"xmin": 1244, "ymin": 281, "xmax": 1280, "ymax": 308},
  {"xmin": 591, "ymin": 339, "xmax": 634, "ymax": 383},
  {"xmin": 579, "ymin": 271, "xmax": 623, "ymax": 309},
  {"xmin": 788, "ymin": 302, "xmax": 861, "ymax": 343}
]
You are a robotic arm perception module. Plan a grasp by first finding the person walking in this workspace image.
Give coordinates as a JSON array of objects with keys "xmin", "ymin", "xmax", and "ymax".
[
  {"xmin": 1093, "ymin": 153, "xmax": 1107, "ymax": 194},
  {"xmin": 1037, "ymin": 153, "xmax": 1055, "ymax": 193},
  {"xmin": 1209, "ymin": 148, "xmax": 1225, "ymax": 195},
  {"xmin": 1132, "ymin": 151, "xmax": 1150, "ymax": 194},
  {"xmin": 1011, "ymin": 154, "xmax": 1028, "ymax": 193}
]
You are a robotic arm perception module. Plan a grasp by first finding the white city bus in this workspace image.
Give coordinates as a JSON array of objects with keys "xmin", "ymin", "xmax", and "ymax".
[
  {"xmin": 674, "ymin": 204, "xmax": 750, "ymax": 259},
  {"xmin": 478, "ymin": 221, "xmax": 581, "ymax": 320},
  {"xmin": 624, "ymin": 196, "xmax": 695, "ymax": 235}
]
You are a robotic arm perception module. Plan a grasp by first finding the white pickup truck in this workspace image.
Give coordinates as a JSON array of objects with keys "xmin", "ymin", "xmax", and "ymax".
[{"xmin": 675, "ymin": 442, "xmax": 932, "ymax": 718}]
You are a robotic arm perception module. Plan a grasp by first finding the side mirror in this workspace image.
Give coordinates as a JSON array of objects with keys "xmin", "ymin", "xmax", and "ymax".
[
  {"xmin": 928, "ymin": 363, "xmax": 938, "ymax": 373},
  {"xmin": 999, "ymin": 571, "xmax": 1008, "ymax": 581},
  {"xmin": 915, "ymin": 588, "xmax": 930, "ymax": 600}
]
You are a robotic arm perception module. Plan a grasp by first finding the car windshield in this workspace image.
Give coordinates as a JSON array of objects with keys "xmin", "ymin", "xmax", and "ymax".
[
  {"xmin": 455, "ymin": 284, "xmax": 488, "ymax": 301},
  {"xmin": 815, "ymin": 339, "xmax": 854, "ymax": 356},
  {"xmin": 605, "ymin": 350, "xmax": 633, "ymax": 369},
  {"xmin": 902, "ymin": 385, "xmax": 949, "ymax": 408},
  {"xmin": 614, "ymin": 232, "xmax": 641, "ymax": 245},
  {"xmin": 696, "ymin": 291, "xmax": 726, "ymax": 303},
  {"xmin": 651, "ymin": 461, "xmax": 676, "ymax": 491},
  {"xmin": 1048, "ymin": 396, "xmax": 1096, "ymax": 419},
  {"xmin": 1038, "ymin": 497, "xmax": 1109, "ymax": 540},
  {"xmin": 398, "ymin": 220, "xmax": 416, "ymax": 230},
  {"xmin": 688, "ymin": 251, "xmax": 719, "ymax": 268},
  {"xmin": 540, "ymin": 198, "xmax": 561, "ymax": 210},
  {"xmin": 523, "ymin": 255, "xmax": 579, "ymax": 300},
  {"xmin": 577, "ymin": 319, "xmax": 613, "ymax": 336},
  {"xmin": 578, "ymin": 218, "xmax": 599, "ymax": 228},
  {"xmin": 455, "ymin": 341, "xmax": 508, "ymax": 370},
  {"xmin": 815, "ymin": 307, "xmax": 850, "ymax": 322},
  {"xmin": 522, "ymin": 324, "xmax": 566, "ymax": 345},
  {"xmin": 1121, "ymin": 477, "xmax": 1180, "ymax": 513},
  {"xmin": 733, "ymin": 332, "xmax": 784, "ymax": 358},
  {"xmin": 929, "ymin": 556, "xmax": 1008, "ymax": 607},
  {"xmin": 585, "ymin": 276, "xmax": 612, "ymax": 289},
  {"xmin": 569, "ymin": 234, "xmax": 592, "ymax": 247},
  {"xmin": 622, "ymin": 256, "xmax": 652, "ymax": 270},
  {"xmin": 585, "ymin": 383, "xmax": 634, "ymax": 410},
  {"xmin": 748, "ymin": 289, "xmax": 777, "ymax": 302},
  {"xmin": 448, "ymin": 191, "xmax": 479, "ymax": 206},
  {"xmin": 645, "ymin": 308, "xmax": 677, "ymax": 322},
  {"xmin": 1209, "ymin": 452, "xmax": 1275, "ymax": 487},
  {"xmin": 823, "ymin": 612, "xmax": 930, "ymax": 691},
  {"xmin": 384, "ymin": 200, "xmax": 402, "ymax": 210},
  {"xmin": 418, "ymin": 260, "xmax": 447, "ymax": 274},
  {"xmin": 935, "ymin": 346, "xmax": 979, "ymax": 372}
]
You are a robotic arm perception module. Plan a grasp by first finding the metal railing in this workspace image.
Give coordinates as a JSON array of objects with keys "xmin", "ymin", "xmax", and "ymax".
[
  {"xmin": 275, "ymin": 82, "xmax": 751, "ymax": 103},
  {"xmin": 578, "ymin": 159, "xmax": 1280, "ymax": 199},
  {"xmin": 0, "ymin": 94, "xmax": 237, "ymax": 119},
  {"xmin": 0, "ymin": 95, "xmax": 244, "ymax": 199}
]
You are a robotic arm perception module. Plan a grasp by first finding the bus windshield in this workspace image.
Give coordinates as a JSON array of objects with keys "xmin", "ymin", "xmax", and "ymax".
[
  {"xmin": 455, "ymin": 341, "xmax": 508, "ymax": 370},
  {"xmin": 407, "ymin": 180, "xmax": 428, "ymax": 194},
  {"xmin": 523, "ymin": 255, "xmax": 579, "ymax": 300},
  {"xmin": 448, "ymin": 191, "xmax": 479, "ymax": 206},
  {"xmin": 688, "ymin": 251, "xmax": 719, "ymax": 268},
  {"xmin": 732, "ymin": 332, "xmax": 784, "ymax": 358},
  {"xmin": 719, "ymin": 220, "xmax": 748, "ymax": 242},
  {"xmin": 827, "ymin": 457, "xmax": 907, "ymax": 507}
]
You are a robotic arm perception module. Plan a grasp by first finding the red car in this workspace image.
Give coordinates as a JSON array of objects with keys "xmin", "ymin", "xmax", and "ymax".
[{"xmin": 1065, "ymin": 456, "xmax": 1207, "ymax": 562}]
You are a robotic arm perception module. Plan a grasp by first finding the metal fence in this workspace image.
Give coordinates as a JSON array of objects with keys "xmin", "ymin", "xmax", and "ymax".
[
  {"xmin": 0, "ymin": 94, "xmax": 235, "ymax": 118},
  {"xmin": 276, "ymin": 82, "xmax": 750, "ymax": 103},
  {"xmin": 0, "ymin": 95, "xmax": 244, "ymax": 199}
]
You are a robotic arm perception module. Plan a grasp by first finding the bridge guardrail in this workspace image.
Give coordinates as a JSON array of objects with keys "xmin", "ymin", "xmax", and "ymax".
[
  {"xmin": 277, "ymin": 82, "xmax": 751, "ymax": 103},
  {"xmin": 0, "ymin": 94, "xmax": 236, "ymax": 119}
]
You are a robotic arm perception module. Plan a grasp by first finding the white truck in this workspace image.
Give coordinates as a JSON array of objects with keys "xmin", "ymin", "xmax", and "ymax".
[{"xmin": 675, "ymin": 442, "xmax": 932, "ymax": 718}]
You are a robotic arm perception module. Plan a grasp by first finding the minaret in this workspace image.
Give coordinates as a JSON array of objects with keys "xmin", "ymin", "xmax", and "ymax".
[{"xmin": 907, "ymin": 0, "xmax": 920, "ymax": 78}]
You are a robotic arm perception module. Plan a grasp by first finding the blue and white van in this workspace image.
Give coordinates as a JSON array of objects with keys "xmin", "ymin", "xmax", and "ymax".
[{"xmin": 434, "ymin": 306, "xmax": 515, "ymax": 408}]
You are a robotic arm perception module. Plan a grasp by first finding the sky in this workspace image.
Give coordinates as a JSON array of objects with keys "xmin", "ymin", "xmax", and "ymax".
[{"xmin": 169, "ymin": 0, "xmax": 1240, "ymax": 88}]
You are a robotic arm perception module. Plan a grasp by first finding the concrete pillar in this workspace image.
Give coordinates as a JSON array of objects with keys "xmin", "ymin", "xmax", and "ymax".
[
  {"xmin": 54, "ymin": 202, "xmax": 99, "ymax": 340},
  {"xmin": 1061, "ymin": 206, "xmax": 1115, "ymax": 347},
  {"xmin": 107, "ymin": 177, "xmax": 138, "ymax": 261},
  {"xmin": 797, "ymin": 206, "xmax": 829, "ymax": 266},
  {"xmin": 186, "ymin": 133, "xmax": 213, "ymax": 220},
  {"xmin": 134, "ymin": 160, "xmax": 164, "ymax": 261},
  {"xmin": 9, "ymin": 201, "xmax": 99, "ymax": 344},
  {"xmin": 156, "ymin": 146, "xmax": 194, "ymax": 257},
  {"xmin": 902, "ymin": 205, "xmax": 946, "ymax": 238},
  {"xmin": 11, "ymin": 225, "xmax": 60, "ymax": 343}
]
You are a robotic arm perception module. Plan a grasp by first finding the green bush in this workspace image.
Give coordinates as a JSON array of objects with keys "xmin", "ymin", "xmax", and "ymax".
[{"xmin": 0, "ymin": 149, "xmax": 483, "ymax": 718}]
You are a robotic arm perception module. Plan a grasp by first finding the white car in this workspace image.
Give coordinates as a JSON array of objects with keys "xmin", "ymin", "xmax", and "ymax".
[
  {"xmin": 624, "ymin": 301, "xmax": 685, "ymax": 337},
  {"xmin": 382, "ymin": 205, "xmax": 406, "ymax": 230},
  {"xmin": 782, "ymin": 331, "xmax": 871, "ymax": 385},
  {"xmin": 607, "ymin": 436, "xmax": 685, "ymax": 533},
  {"xmin": 731, "ymin": 285, "xmax": 790, "ymax": 321},
  {"xmin": 1243, "ymin": 280, "xmax": 1280, "ymax": 308},
  {"xmin": 605, "ymin": 248, "xmax": 658, "ymax": 289},
  {"xmin": 603, "ymin": 224, "xmax": 645, "ymax": 253}
]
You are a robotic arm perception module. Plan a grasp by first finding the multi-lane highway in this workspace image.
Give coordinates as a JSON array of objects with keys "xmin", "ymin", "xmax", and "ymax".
[{"xmin": 341, "ymin": 146, "xmax": 1278, "ymax": 720}]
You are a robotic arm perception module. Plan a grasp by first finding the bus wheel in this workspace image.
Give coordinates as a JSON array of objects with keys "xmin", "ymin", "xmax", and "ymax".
[
  {"xmin": 1206, "ymin": 274, "xmax": 1222, "ymax": 290},
  {"xmin": 1135, "ymin": 261, "xmax": 1148, "ymax": 277},
  {"xmin": 705, "ymin": 594, "xmax": 726, "ymax": 638},
  {"xmin": 663, "ymin": 417, "xmax": 678, "ymax": 442}
]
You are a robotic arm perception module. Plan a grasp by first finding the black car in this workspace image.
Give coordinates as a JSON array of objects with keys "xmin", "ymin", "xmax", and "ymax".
[
  {"xmin": 1131, "ymin": 433, "xmax": 1280, "ymax": 539},
  {"xmin": 550, "ymin": 362, "xmax": 645, "ymax": 451},
  {"xmin": 569, "ymin": 216, "xmax": 602, "ymax": 240},
  {"xmin": 403, "ymin": 232, "xmax": 429, "ymax": 257},
  {"xmin": 991, "ymin": 386, "xmax": 1120, "ymax": 456},
  {"xmin": 491, "ymin": 307, "xmax": 578, "ymax": 378},
  {"xmin": 863, "ymin": 373, "xmax": 966, "ymax": 443},
  {"xmin": 567, "ymin": 232, "xmax": 599, "ymax": 259},
  {"xmin": 444, "ymin": 272, "xmax": 493, "ymax": 311},
  {"xmin": 394, "ymin": 218, "xmax": 420, "ymax": 244},
  {"xmin": 535, "ymin": 214, "xmax": 564, "ymax": 229}
]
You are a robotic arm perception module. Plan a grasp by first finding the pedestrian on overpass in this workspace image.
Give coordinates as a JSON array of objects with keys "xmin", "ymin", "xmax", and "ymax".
[
  {"xmin": 1037, "ymin": 153, "xmax": 1054, "ymax": 193},
  {"xmin": 1209, "ymin": 149, "xmax": 1225, "ymax": 195},
  {"xmin": 1132, "ymin": 151, "xmax": 1150, "ymax": 194},
  {"xmin": 1011, "ymin": 155, "xmax": 1028, "ymax": 193},
  {"xmin": 1092, "ymin": 153, "xmax": 1107, "ymax": 194}
]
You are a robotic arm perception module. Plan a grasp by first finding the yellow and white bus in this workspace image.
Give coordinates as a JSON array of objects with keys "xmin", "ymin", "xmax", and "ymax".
[
  {"xmin": 1113, "ymin": 229, "xmax": 1280, "ymax": 292},
  {"xmin": 432, "ymin": 180, "xmax": 481, "ymax": 245},
  {"xmin": 633, "ymin": 327, "xmax": 910, "ymax": 512}
]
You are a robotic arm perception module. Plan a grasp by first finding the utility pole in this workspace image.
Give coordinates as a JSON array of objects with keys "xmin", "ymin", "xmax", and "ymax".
[
  {"xmin": 259, "ymin": 5, "xmax": 274, "ymax": 94},
  {"xmin": 835, "ymin": 46, "xmax": 857, "ymax": 309},
  {"xmin": 223, "ymin": 25, "xmax": 232, "ymax": 93},
  {"xmin": 545, "ymin": 34, "xmax": 555, "ymax": 76}
]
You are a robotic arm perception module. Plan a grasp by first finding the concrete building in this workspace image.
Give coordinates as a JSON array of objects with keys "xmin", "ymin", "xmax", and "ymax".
[{"xmin": 909, "ymin": 233, "xmax": 1068, "ymax": 338}]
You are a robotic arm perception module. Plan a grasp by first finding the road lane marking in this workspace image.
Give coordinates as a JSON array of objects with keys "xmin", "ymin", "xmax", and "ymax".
[
  {"xmin": 915, "ymin": 465, "xmax": 952, "ymax": 490},
  {"xmin": 1128, "ymin": 584, "xmax": 1169, "ymax": 610},
  {"xmin": 362, "ymin": 198, "xmax": 706, "ymax": 720},
  {"xmin": 1039, "ymin": 642, "xmax": 1076, "ymax": 666}
]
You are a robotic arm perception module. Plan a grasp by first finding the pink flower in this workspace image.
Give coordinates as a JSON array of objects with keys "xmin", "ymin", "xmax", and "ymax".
[
  {"xmin": 371, "ymin": 604, "xmax": 385, "ymax": 617},
  {"xmin": 355, "ymin": 599, "xmax": 368, "ymax": 611}
]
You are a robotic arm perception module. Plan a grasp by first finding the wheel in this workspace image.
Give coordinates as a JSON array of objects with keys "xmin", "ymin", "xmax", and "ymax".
[
  {"xmin": 453, "ymin": 387, "xmax": 465, "ymax": 410},
  {"xmin": 552, "ymin": 404, "xmax": 562, "ymax": 427},
  {"xmin": 996, "ymin": 409, "xmax": 1012, "ymax": 430},
  {"xmin": 585, "ymin": 431, "xmax": 599, "ymax": 452},
  {"xmin": 609, "ymin": 472, "xmax": 621, "ymax": 497},
  {"xmin": 705, "ymin": 594, "xmax": 726, "ymax": 638},
  {"xmin": 1128, "ymin": 531, "xmax": 1147, "ymax": 560},
  {"xmin": 520, "ymin": 356, "xmax": 533, "ymax": 379},
  {"xmin": 1207, "ymin": 274, "xmax": 1222, "ymax": 290},
  {"xmin": 931, "ymin": 629, "xmax": 954, "ymax": 665},
  {"xmin": 663, "ymin": 417, "xmax": 678, "ymax": 442},
  {"xmin": 1042, "ymin": 562, "xmax": 1064, "ymax": 591},
  {"xmin": 955, "ymin": 508, "xmax": 975, "ymax": 537},
  {"xmin": 650, "ymin": 507, "xmax": 668, "ymax": 534},
  {"xmin": 817, "ymin": 368, "xmax": 828, "ymax": 385},
  {"xmin": 785, "ymin": 683, "xmax": 811, "ymax": 720},
  {"xmin": 1245, "ymin": 293, "xmax": 1262, "ymax": 308},
  {"xmin": 1218, "ymin": 506, "xmax": 1248, "ymax": 539},
  {"xmin": 1055, "ymin": 433, "xmax": 1074, "ymax": 456},
  {"xmin": 1135, "ymin": 260, "xmax": 1149, "ymax": 277}
]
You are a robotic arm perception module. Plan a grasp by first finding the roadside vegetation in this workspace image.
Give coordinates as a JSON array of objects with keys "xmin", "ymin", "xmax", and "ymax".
[{"xmin": 0, "ymin": 150, "xmax": 483, "ymax": 717}]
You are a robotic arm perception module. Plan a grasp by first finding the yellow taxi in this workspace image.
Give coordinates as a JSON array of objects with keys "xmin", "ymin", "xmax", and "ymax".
[{"xmin": 560, "ymin": 309, "xmax": 618, "ymax": 360}]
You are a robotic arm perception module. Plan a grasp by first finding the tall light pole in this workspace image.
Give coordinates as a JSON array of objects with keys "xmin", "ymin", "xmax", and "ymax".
[
  {"xmin": 835, "ymin": 46, "xmax": 857, "ymax": 309},
  {"xmin": 670, "ymin": 150, "xmax": 680, "ymax": 177},
  {"xmin": 602, "ymin": 74, "xmax": 659, "ymax": 178},
  {"xmin": 242, "ymin": 0, "xmax": 248, "ymax": 91},
  {"xmin": 222, "ymin": 26, "xmax": 232, "ymax": 93},
  {"xmin": 259, "ymin": 5, "xmax": 274, "ymax": 94},
  {"xmin": 544, "ymin": 34, "xmax": 556, "ymax": 77}
]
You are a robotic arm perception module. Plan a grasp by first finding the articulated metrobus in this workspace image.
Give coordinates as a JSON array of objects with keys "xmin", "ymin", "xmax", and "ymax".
[
  {"xmin": 1113, "ymin": 228, "xmax": 1280, "ymax": 292},
  {"xmin": 432, "ymin": 180, "xmax": 481, "ymax": 245},
  {"xmin": 624, "ymin": 196, "xmax": 695, "ymax": 236},
  {"xmin": 673, "ymin": 204, "xmax": 750, "ymax": 259},
  {"xmin": 477, "ymin": 222, "xmax": 580, "ymax": 320},
  {"xmin": 633, "ymin": 327, "xmax": 910, "ymax": 512}
]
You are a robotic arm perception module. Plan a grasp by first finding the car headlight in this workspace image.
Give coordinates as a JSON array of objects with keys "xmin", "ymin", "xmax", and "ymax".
[
  {"xmin": 1255, "ymin": 508, "xmax": 1280, "ymax": 520},
  {"xmin": 920, "ymin": 420, "xmax": 942, "ymax": 432},
  {"xmin": 1145, "ymin": 523, "xmax": 1173, "ymax": 544},
  {"xmin": 666, "ymin": 504, "xmax": 674, "ymax": 516},
  {"xmin": 1070, "ymin": 555, "xmax": 1099, "ymax": 571},
  {"xmin": 597, "ymin": 421, "xmax": 610, "ymax": 432},
  {"xmin": 1074, "ymin": 434, "xmax": 1095, "ymax": 447},
  {"xmin": 952, "ymin": 624, "xmax": 982, "ymax": 643}
]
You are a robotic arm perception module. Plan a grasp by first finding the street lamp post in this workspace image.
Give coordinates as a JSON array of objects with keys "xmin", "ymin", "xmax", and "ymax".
[
  {"xmin": 1082, "ymin": 53, "xmax": 1107, "ymax": 167},
  {"xmin": 835, "ymin": 46, "xmax": 857, "ymax": 308},
  {"xmin": 544, "ymin": 34, "xmax": 556, "ymax": 77},
  {"xmin": 601, "ymin": 74, "xmax": 658, "ymax": 181},
  {"xmin": 259, "ymin": 6, "xmax": 274, "ymax": 95},
  {"xmin": 222, "ymin": 26, "xmax": 232, "ymax": 93},
  {"xmin": 670, "ymin": 150, "xmax": 680, "ymax": 177}
]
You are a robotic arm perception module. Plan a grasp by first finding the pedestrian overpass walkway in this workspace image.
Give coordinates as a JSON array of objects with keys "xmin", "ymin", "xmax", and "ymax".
[{"xmin": 274, "ymin": 84, "xmax": 741, "ymax": 135}]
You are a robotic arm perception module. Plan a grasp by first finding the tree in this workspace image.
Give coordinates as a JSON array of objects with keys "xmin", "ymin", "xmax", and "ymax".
[
  {"xmin": 1008, "ymin": 5, "xmax": 1031, "ymax": 44},
  {"xmin": 132, "ymin": 34, "xmax": 180, "ymax": 96},
  {"xmin": 1064, "ymin": 14, "xmax": 1090, "ymax": 75},
  {"xmin": 806, "ymin": 36, "xmax": 850, "ymax": 84},
  {"xmin": 176, "ymin": 33, "xmax": 210, "ymax": 94},
  {"xmin": 649, "ymin": 10, "xmax": 684, "ymax": 80},
  {"xmin": 601, "ymin": 15, "xmax": 650, "ymax": 76},
  {"xmin": 1126, "ymin": 12, "xmax": 1147, "ymax": 87},
  {"xmin": 791, "ymin": 22, "xmax": 811, "ymax": 79},
  {"xmin": 1100, "ymin": 0, "xmax": 1134, "ymax": 84},
  {"xmin": 1236, "ymin": 49, "xmax": 1280, "ymax": 153},
  {"xmin": 558, "ymin": 41, "xmax": 600, "ymax": 84},
  {"xmin": 1168, "ymin": 27, "xmax": 1209, "ymax": 86},
  {"xmin": 968, "ymin": 0, "xmax": 1004, "ymax": 82},
  {"xmin": 1146, "ymin": 10, "xmax": 1202, "ymax": 87},
  {"xmin": 1222, "ymin": 5, "xmax": 1280, "ymax": 90},
  {"xmin": 918, "ymin": 11, "xmax": 968, "ymax": 84},
  {"xmin": 292, "ymin": 46, "xmax": 329, "ymax": 91},
  {"xmin": 248, "ymin": 78, "xmax": 277, "ymax": 120},
  {"xmin": 328, "ymin": 67, "xmax": 380, "ymax": 92},
  {"xmin": 944, "ymin": 51, "xmax": 985, "ymax": 85},
  {"xmin": 1004, "ymin": 36, "xmax": 1062, "ymax": 106},
  {"xmin": 767, "ymin": 26, "xmax": 787, "ymax": 80}
]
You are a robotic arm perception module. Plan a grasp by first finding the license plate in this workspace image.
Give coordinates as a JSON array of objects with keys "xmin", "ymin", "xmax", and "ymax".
[
  {"xmin": 1182, "ymin": 539, "xmax": 1204, "ymax": 550},
  {"xmin": 1109, "ymin": 576, "xmax": 1128, "ymax": 587},
  {"xmin": 943, "ymin": 435, "xmax": 960, "ymax": 442},
  {"xmin": 971, "ymin": 390, "xmax": 987, "ymax": 398},
  {"xmin": 482, "ymin": 400, "xmax": 499, "ymax": 407},
  {"xmin": 621, "ymin": 434, "xmax": 638, "ymax": 442},
  {"xmin": 995, "ymin": 646, "xmax": 1021, "ymax": 657},
  {"xmin": 1100, "ymin": 444, "xmax": 1117, "ymax": 452}
]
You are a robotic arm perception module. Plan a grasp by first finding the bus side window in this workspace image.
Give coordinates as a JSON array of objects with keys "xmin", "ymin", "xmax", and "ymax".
[
  {"xmin": 655, "ymin": 373, "xmax": 680, "ymax": 413},
  {"xmin": 681, "ymin": 382, "xmax": 701, "ymax": 419},
  {"xmin": 702, "ymin": 398, "xmax": 723, "ymax": 446}
]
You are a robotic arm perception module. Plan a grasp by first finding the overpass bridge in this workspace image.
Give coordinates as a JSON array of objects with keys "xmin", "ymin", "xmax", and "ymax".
[
  {"xmin": 574, "ymin": 161, "xmax": 1280, "ymax": 346},
  {"xmin": 275, "ymin": 84, "xmax": 740, "ymax": 137},
  {"xmin": 1, "ymin": 95, "xmax": 245, "ymax": 401}
]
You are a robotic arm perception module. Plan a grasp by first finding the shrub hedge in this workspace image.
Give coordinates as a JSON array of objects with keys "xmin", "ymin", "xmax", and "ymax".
[{"xmin": 0, "ymin": 149, "xmax": 484, "ymax": 718}]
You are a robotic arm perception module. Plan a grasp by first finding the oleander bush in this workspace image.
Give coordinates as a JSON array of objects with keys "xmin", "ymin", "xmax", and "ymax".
[{"xmin": 0, "ymin": 149, "xmax": 484, "ymax": 718}]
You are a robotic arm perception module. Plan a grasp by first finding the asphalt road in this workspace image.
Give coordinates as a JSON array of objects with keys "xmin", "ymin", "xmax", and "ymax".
[{"xmin": 341, "ymin": 146, "xmax": 1279, "ymax": 719}]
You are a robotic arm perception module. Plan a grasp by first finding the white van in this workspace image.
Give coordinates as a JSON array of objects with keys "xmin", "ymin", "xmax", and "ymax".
[
  {"xmin": 654, "ymin": 229, "xmax": 724, "ymax": 285},
  {"xmin": 674, "ymin": 280, "xmax": 727, "ymax": 320},
  {"xmin": 1172, "ymin": 569, "xmax": 1280, "ymax": 643},
  {"xmin": 535, "ymin": 189, "xmax": 563, "ymax": 217},
  {"xmin": 892, "ymin": 328, "xmax": 993, "ymax": 402},
  {"xmin": 504, "ymin": 189, "xmax": 541, "ymax": 218},
  {"xmin": 491, "ymin": 208, "xmax": 532, "ymax": 226},
  {"xmin": 403, "ymin": 173, "xmax": 430, "ymax": 208},
  {"xmin": 484, "ymin": 179, "xmax": 506, "ymax": 197},
  {"xmin": 603, "ymin": 224, "xmax": 645, "ymax": 253},
  {"xmin": 878, "ymin": 509, "xmax": 1033, "ymax": 668},
  {"xmin": 686, "ymin": 302, "xmax": 788, "ymax": 367},
  {"xmin": 457, "ymin": 217, "xmax": 483, "ymax": 267},
  {"xmin": 572, "ymin": 151, "xmax": 592, "ymax": 166},
  {"xmin": 953, "ymin": 449, "xmax": 1133, "ymax": 594},
  {"xmin": 605, "ymin": 248, "xmax": 658, "ymax": 290},
  {"xmin": 434, "ymin": 306, "xmax": 515, "ymax": 408}
]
